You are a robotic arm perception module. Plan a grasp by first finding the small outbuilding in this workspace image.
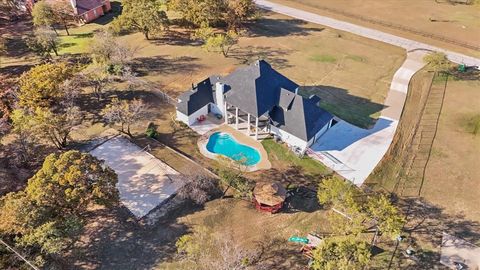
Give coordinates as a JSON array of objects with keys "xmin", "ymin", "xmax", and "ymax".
[{"xmin": 253, "ymin": 181, "xmax": 287, "ymax": 213}]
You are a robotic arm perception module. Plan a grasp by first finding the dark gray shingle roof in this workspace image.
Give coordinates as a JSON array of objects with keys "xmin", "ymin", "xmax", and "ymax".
[
  {"xmin": 222, "ymin": 60, "xmax": 298, "ymax": 117},
  {"xmin": 176, "ymin": 78, "xmax": 214, "ymax": 115},
  {"xmin": 176, "ymin": 60, "xmax": 333, "ymax": 141},
  {"xmin": 269, "ymin": 94, "xmax": 333, "ymax": 141}
]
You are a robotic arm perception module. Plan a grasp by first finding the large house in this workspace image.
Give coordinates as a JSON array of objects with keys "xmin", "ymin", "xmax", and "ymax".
[
  {"xmin": 176, "ymin": 60, "xmax": 335, "ymax": 152},
  {"xmin": 26, "ymin": 0, "xmax": 111, "ymax": 23}
]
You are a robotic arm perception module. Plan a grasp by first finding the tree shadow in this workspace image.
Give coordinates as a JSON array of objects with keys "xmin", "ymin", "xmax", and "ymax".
[
  {"xmin": 150, "ymin": 29, "xmax": 202, "ymax": 46},
  {"xmin": 131, "ymin": 55, "xmax": 203, "ymax": 77},
  {"xmin": 254, "ymin": 238, "xmax": 309, "ymax": 269},
  {"xmin": 387, "ymin": 198, "xmax": 480, "ymax": 269},
  {"xmin": 299, "ymin": 85, "xmax": 386, "ymax": 129},
  {"xmin": 229, "ymin": 46, "xmax": 293, "ymax": 69},
  {"xmin": 247, "ymin": 12, "xmax": 325, "ymax": 38},
  {"xmin": 90, "ymin": 1, "xmax": 122, "ymax": 26},
  {"xmin": 66, "ymin": 204, "xmax": 194, "ymax": 269},
  {"xmin": 0, "ymin": 63, "xmax": 35, "ymax": 77},
  {"xmin": 284, "ymin": 186, "xmax": 321, "ymax": 213},
  {"xmin": 404, "ymin": 198, "xmax": 480, "ymax": 244},
  {"xmin": 76, "ymin": 89, "xmax": 158, "ymax": 126}
]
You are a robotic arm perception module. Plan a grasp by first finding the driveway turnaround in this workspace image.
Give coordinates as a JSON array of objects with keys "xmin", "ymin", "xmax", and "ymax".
[
  {"xmin": 90, "ymin": 136, "xmax": 184, "ymax": 218},
  {"xmin": 255, "ymin": 0, "xmax": 480, "ymax": 67},
  {"xmin": 309, "ymin": 52, "xmax": 426, "ymax": 185}
]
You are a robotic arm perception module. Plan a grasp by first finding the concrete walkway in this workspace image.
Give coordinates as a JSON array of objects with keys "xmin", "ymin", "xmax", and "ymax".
[
  {"xmin": 308, "ymin": 51, "xmax": 426, "ymax": 185},
  {"xmin": 255, "ymin": 0, "xmax": 480, "ymax": 67}
]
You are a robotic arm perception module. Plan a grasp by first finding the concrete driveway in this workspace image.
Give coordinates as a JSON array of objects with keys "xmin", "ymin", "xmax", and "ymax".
[{"xmin": 308, "ymin": 51, "xmax": 426, "ymax": 185}]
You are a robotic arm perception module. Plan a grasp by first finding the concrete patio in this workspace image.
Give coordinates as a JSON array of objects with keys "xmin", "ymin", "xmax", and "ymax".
[{"xmin": 90, "ymin": 136, "xmax": 184, "ymax": 218}]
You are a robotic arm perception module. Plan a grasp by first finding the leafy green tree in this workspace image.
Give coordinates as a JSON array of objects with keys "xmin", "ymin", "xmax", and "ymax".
[
  {"xmin": 168, "ymin": 0, "xmax": 256, "ymax": 29},
  {"xmin": 423, "ymin": 52, "xmax": 453, "ymax": 73},
  {"xmin": 26, "ymin": 150, "xmax": 119, "ymax": 214},
  {"xmin": 168, "ymin": 0, "xmax": 228, "ymax": 28},
  {"xmin": 112, "ymin": 0, "xmax": 168, "ymax": 40},
  {"xmin": 32, "ymin": 1, "xmax": 57, "ymax": 35},
  {"xmin": 365, "ymin": 194, "xmax": 405, "ymax": 240},
  {"xmin": 0, "ymin": 191, "xmax": 45, "ymax": 235},
  {"xmin": 226, "ymin": 0, "xmax": 257, "ymax": 30},
  {"xmin": 32, "ymin": 106, "xmax": 83, "ymax": 149},
  {"xmin": 10, "ymin": 109, "xmax": 38, "ymax": 164},
  {"xmin": 101, "ymin": 98, "xmax": 147, "ymax": 137},
  {"xmin": 18, "ymin": 62, "xmax": 75, "ymax": 109},
  {"xmin": 311, "ymin": 236, "xmax": 371, "ymax": 270},
  {"xmin": 317, "ymin": 176, "xmax": 358, "ymax": 208},
  {"xmin": 195, "ymin": 26, "xmax": 238, "ymax": 57},
  {"xmin": 0, "ymin": 151, "xmax": 118, "ymax": 256}
]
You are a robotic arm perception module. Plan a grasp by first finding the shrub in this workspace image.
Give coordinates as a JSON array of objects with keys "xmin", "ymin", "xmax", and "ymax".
[{"xmin": 146, "ymin": 122, "xmax": 158, "ymax": 138}]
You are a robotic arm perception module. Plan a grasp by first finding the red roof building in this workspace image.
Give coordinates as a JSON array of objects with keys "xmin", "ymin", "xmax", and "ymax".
[{"xmin": 27, "ymin": 0, "xmax": 111, "ymax": 23}]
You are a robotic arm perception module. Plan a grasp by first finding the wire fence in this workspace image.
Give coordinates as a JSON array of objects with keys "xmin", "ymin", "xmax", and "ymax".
[{"xmin": 307, "ymin": 3, "xmax": 480, "ymax": 51}]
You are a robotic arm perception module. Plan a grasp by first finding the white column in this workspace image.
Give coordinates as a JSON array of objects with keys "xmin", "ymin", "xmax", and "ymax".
[
  {"xmin": 247, "ymin": 113, "xmax": 251, "ymax": 135},
  {"xmin": 235, "ymin": 107, "xmax": 239, "ymax": 130},
  {"xmin": 224, "ymin": 102, "xmax": 228, "ymax": 124},
  {"xmin": 255, "ymin": 117, "xmax": 259, "ymax": 140}
]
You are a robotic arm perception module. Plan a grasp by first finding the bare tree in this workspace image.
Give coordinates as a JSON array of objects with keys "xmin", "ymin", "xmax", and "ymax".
[
  {"xmin": 82, "ymin": 65, "xmax": 112, "ymax": 100},
  {"xmin": 177, "ymin": 228, "xmax": 260, "ymax": 270},
  {"xmin": 89, "ymin": 29, "xmax": 136, "ymax": 65},
  {"xmin": 101, "ymin": 98, "xmax": 147, "ymax": 137},
  {"xmin": 177, "ymin": 175, "xmax": 218, "ymax": 205}
]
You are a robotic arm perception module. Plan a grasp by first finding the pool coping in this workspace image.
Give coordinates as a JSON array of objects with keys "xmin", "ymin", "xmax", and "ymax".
[{"xmin": 197, "ymin": 125, "xmax": 272, "ymax": 172}]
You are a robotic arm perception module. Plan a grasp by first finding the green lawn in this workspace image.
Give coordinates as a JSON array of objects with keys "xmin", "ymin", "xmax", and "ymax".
[
  {"xmin": 261, "ymin": 139, "xmax": 330, "ymax": 176},
  {"xmin": 309, "ymin": 54, "xmax": 337, "ymax": 63},
  {"xmin": 58, "ymin": 32, "xmax": 96, "ymax": 55}
]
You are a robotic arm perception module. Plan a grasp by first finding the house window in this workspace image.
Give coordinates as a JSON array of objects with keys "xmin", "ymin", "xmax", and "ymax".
[{"xmin": 93, "ymin": 9, "xmax": 98, "ymax": 17}]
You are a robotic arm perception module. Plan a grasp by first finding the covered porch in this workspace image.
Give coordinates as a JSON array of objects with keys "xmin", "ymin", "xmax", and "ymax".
[{"xmin": 224, "ymin": 103, "xmax": 270, "ymax": 140}]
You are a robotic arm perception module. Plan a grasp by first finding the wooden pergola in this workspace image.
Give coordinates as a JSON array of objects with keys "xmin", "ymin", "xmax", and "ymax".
[{"xmin": 253, "ymin": 182, "xmax": 287, "ymax": 213}]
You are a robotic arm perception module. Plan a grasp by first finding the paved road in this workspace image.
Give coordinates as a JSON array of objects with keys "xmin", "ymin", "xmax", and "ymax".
[
  {"xmin": 309, "ymin": 51, "xmax": 426, "ymax": 185},
  {"xmin": 255, "ymin": 0, "xmax": 480, "ymax": 68}
]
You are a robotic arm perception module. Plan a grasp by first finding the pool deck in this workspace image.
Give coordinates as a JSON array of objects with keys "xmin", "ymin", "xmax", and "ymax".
[{"xmin": 198, "ymin": 125, "xmax": 272, "ymax": 172}]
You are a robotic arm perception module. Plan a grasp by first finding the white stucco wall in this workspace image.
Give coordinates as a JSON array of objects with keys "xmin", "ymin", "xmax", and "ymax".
[
  {"xmin": 176, "ymin": 104, "xmax": 209, "ymax": 126},
  {"xmin": 210, "ymin": 103, "xmax": 222, "ymax": 115},
  {"xmin": 176, "ymin": 111, "xmax": 190, "ymax": 125},
  {"xmin": 270, "ymin": 126, "xmax": 309, "ymax": 150}
]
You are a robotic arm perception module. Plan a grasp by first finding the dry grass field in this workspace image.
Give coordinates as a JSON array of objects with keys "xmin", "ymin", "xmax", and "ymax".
[
  {"xmin": 270, "ymin": 0, "xmax": 480, "ymax": 58},
  {"xmin": 422, "ymin": 78, "xmax": 480, "ymax": 222},
  {"xmin": 121, "ymin": 12, "xmax": 405, "ymax": 128}
]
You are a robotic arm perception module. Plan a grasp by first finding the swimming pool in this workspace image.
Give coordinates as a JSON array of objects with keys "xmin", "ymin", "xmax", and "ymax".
[{"xmin": 206, "ymin": 132, "xmax": 261, "ymax": 166}]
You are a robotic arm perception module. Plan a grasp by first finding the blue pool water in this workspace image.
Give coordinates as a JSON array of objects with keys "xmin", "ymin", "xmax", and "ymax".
[{"xmin": 206, "ymin": 132, "xmax": 261, "ymax": 166}]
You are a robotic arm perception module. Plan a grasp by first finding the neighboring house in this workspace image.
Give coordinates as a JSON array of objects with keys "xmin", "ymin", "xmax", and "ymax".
[
  {"xmin": 26, "ymin": 0, "xmax": 111, "ymax": 23},
  {"xmin": 176, "ymin": 60, "xmax": 335, "ymax": 152}
]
